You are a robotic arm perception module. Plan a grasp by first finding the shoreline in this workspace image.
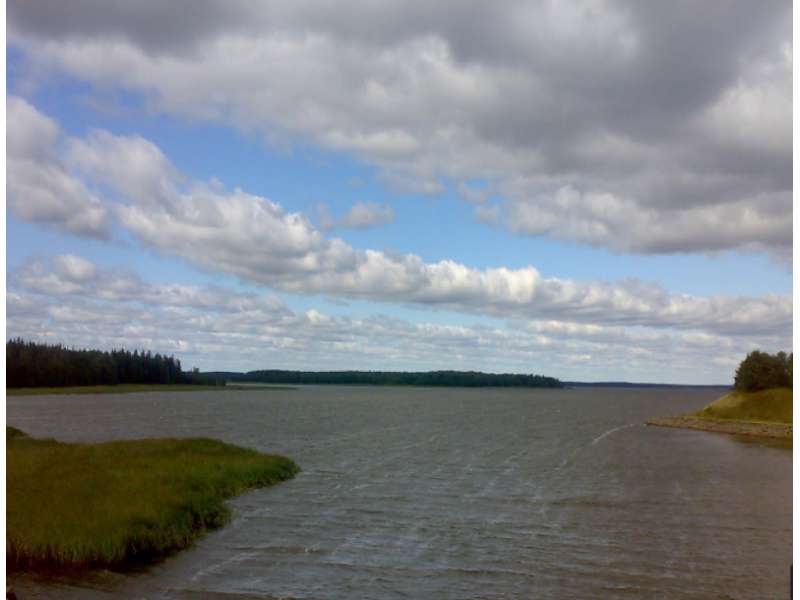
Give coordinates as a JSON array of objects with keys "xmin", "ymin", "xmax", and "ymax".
[
  {"xmin": 645, "ymin": 416, "xmax": 792, "ymax": 439},
  {"xmin": 6, "ymin": 384, "xmax": 294, "ymax": 396}
]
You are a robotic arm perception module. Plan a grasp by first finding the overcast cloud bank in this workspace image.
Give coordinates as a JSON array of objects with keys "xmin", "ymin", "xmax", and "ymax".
[{"xmin": 8, "ymin": 0, "xmax": 792, "ymax": 258}]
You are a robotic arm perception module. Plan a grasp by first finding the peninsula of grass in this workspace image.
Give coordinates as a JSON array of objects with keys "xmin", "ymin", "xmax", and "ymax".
[
  {"xmin": 647, "ymin": 388, "xmax": 792, "ymax": 439},
  {"xmin": 693, "ymin": 388, "xmax": 791, "ymax": 423},
  {"xmin": 6, "ymin": 383, "xmax": 292, "ymax": 396},
  {"xmin": 7, "ymin": 427, "xmax": 299, "ymax": 572}
]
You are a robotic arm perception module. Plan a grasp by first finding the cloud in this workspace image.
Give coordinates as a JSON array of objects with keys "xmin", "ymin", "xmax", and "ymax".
[
  {"xmin": 457, "ymin": 183, "xmax": 491, "ymax": 205},
  {"xmin": 503, "ymin": 185, "xmax": 792, "ymax": 256},
  {"xmin": 65, "ymin": 128, "xmax": 180, "ymax": 203},
  {"xmin": 8, "ymin": 1, "xmax": 791, "ymax": 256},
  {"xmin": 3, "ymin": 117, "xmax": 775, "ymax": 339},
  {"xmin": 316, "ymin": 201, "xmax": 395, "ymax": 231},
  {"xmin": 12, "ymin": 255, "xmax": 289, "ymax": 314},
  {"xmin": 7, "ymin": 255, "xmax": 790, "ymax": 383},
  {"xmin": 6, "ymin": 96, "xmax": 111, "ymax": 237}
]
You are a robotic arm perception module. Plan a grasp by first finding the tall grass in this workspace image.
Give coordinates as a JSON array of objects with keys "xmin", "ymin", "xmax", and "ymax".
[
  {"xmin": 693, "ymin": 388, "xmax": 792, "ymax": 424},
  {"xmin": 7, "ymin": 429, "xmax": 299, "ymax": 571}
]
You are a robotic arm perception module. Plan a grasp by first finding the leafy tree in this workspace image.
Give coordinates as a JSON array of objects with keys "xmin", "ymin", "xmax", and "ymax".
[{"xmin": 734, "ymin": 350, "xmax": 792, "ymax": 392}]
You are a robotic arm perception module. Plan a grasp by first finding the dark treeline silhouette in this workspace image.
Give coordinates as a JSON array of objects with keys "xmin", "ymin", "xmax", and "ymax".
[
  {"xmin": 6, "ymin": 338, "xmax": 190, "ymax": 388},
  {"xmin": 205, "ymin": 369, "xmax": 563, "ymax": 388}
]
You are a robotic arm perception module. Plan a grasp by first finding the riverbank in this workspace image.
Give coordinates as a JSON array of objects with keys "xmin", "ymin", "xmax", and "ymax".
[
  {"xmin": 646, "ymin": 415, "xmax": 791, "ymax": 439},
  {"xmin": 7, "ymin": 383, "xmax": 293, "ymax": 396},
  {"xmin": 7, "ymin": 427, "xmax": 299, "ymax": 572},
  {"xmin": 646, "ymin": 388, "xmax": 792, "ymax": 439}
]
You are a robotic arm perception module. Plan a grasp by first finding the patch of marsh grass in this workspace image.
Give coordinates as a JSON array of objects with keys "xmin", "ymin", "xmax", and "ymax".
[{"xmin": 7, "ymin": 428, "xmax": 299, "ymax": 571}]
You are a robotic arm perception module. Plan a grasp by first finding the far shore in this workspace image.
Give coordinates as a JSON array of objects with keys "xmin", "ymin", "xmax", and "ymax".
[
  {"xmin": 646, "ymin": 416, "xmax": 791, "ymax": 439},
  {"xmin": 6, "ymin": 383, "xmax": 295, "ymax": 396}
]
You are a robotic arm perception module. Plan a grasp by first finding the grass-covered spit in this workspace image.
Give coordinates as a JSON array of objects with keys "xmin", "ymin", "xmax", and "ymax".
[
  {"xmin": 693, "ymin": 388, "xmax": 792, "ymax": 424},
  {"xmin": 7, "ymin": 427, "xmax": 299, "ymax": 572},
  {"xmin": 646, "ymin": 388, "xmax": 792, "ymax": 439}
]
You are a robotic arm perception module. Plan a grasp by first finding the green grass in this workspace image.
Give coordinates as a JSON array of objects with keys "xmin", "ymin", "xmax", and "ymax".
[
  {"xmin": 692, "ymin": 388, "xmax": 792, "ymax": 424},
  {"xmin": 7, "ymin": 428, "xmax": 299, "ymax": 571},
  {"xmin": 6, "ymin": 383, "xmax": 289, "ymax": 396}
]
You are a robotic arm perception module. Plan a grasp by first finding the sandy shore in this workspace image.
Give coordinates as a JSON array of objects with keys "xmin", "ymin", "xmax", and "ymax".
[{"xmin": 646, "ymin": 416, "xmax": 792, "ymax": 439}]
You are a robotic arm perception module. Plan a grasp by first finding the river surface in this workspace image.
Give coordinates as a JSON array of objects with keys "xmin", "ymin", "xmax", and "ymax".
[{"xmin": 6, "ymin": 386, "xmax": 792, "ymax": 599}]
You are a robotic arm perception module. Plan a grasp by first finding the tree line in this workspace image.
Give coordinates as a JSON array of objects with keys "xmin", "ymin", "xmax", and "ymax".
[
  {"xmin": 6, "ymin": 338, "xmax": 189, "ymax": 388},
  {"xmin": 207, "ymin": 369, "xmax": 563, "ymax": 388},
  {"xmin": 734, "ymin": 350, "xmax": 792, "ymax": 392}
]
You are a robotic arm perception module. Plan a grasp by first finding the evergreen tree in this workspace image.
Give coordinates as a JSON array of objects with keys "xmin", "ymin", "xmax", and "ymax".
[{"xmin": 6, "ymin": 339, "xmax": 187, "ymax": 388}]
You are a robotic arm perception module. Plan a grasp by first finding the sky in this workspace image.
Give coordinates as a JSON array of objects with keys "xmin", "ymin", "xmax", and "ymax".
[{"xmin": 5, "ymin": 1, "xmax": 793, "ymax": 384}]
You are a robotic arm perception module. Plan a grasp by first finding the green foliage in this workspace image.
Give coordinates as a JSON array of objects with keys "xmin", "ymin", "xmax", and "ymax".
[
  {"xmin": 208, "ymin": 369, "xmax": 563, "ymax": 388},
  {"xmin": 694, "ymin": 388, "xmax": 792, "ymax": 424},
  {"xmin": 6, "ymin": 338, "xmax": 202, "ymax": 388},
  {"xmin": 734, "ymin": 350, "xmax": 792, "ymax": 392},
  {"xmin": 7, "ymin": 432, "xmax": 299, "ymax": 571}
]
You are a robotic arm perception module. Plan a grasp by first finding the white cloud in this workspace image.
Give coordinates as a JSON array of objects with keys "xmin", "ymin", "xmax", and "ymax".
[
  {"xmin": 12, "ymin": 255, "xmax": 289, "ymax": 314},
  {"xmin": 457, "ymin": 183, "xmax": 491, "ymax": 205},
  {"xmin": 7, "ymin": 96, "xmax": 111, "ymax": 237},
  {"xmin": 9, "ymin": 108, "xmax": 792, "ymax": 340},
  {"xmin": 8, "ymin": 256, "xmax": 789, "ymax": 383},
  {"xmin": 504, "ymin": 185, "xmax": 791, "ymax": 255},
  {"xmin": 65, "ymin": 128, "xmax": 180, "ymax": 204},
  {"xmin": 316, "ymin": 201, "xmax": 395, "ymax": 231}
]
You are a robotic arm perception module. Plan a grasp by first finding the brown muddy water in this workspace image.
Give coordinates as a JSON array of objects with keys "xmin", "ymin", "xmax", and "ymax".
[{"xmin": 6, "ymin": 386, "xmax": 791, "ymax": 599}]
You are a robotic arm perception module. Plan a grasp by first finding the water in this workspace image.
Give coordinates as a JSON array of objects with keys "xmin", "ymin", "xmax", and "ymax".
[{"xmin": 7, "ymin": 386, "xmax": 791, "ymax": 599}]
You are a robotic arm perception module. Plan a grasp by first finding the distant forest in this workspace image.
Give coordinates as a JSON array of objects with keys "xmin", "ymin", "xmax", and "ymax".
[
  {"xmin": 6, "ymin": 338, "xmax": 189, "ymax": 388},
  {"xmin": 204, "ymin": 369, "xmax": 563, "ymax": 388},
  {"xmin": 6, "ymin": 338, "xmax": 562, "ymax": 389}
]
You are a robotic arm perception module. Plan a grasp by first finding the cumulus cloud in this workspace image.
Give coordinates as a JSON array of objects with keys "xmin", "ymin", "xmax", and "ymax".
[
  {"xmin": 7, "ymin": 1, "xmax": 791, "ymax": 256},
  {"xmin": 7, "ymin": 96, "xmax": 111, "ymax": 237},
  {"xmin": 12, "ymin": 255, "xmax": 289, "ymax": 314},
  {"xmin": 65, "ymin": 128, "xmax": 180, "ymax": 203},
  {"xmin": 9, "ymin": 106, "xmax": 791, "ymax": 339},
  {"xmin": 7, "ymin": 256, "xmax": 789, "ymax": 383},
  {"xmin": 316, "ymin": 201, "xmax": 395, "ymax": 231},
  {"xmin": 504, "ymin": 185, "xmax": 792, "ymax": 256}
]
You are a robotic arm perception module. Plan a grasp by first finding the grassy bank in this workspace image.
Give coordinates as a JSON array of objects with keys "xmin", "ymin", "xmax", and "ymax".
[
  {"xmin": 6, "ymin": 383, "xmax": 291, "ymax": 396},
  {"xmin": 692, "ymin": 388, "xmax": 792, "ymax": 424},
  {"xmin": 646, "ymin": 416, "xmax": 791, "ymax": 439},
  {"xmin": 647, "ymin": 388, "xmax": 792, "ymax": 439},
  {"xmin": 7, "ymin": 428, "xmax": 299, "ymax": 571}
]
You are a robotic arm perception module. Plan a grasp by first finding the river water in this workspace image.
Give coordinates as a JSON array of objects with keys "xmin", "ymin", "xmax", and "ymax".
[{"xmin": 6, "ymin": 386, "xmax": 792, "ymax": 599}]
